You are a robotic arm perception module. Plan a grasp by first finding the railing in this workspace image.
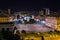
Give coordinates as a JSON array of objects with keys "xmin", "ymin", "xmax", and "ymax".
[{"xmin": 0, "ymin": 17, "xmax": 9, "ymax": 22}]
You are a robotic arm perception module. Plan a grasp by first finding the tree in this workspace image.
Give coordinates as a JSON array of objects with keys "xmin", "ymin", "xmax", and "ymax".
[{"xmin": 21, "ymin": 30, "xmax": 26, "ymax": 34}]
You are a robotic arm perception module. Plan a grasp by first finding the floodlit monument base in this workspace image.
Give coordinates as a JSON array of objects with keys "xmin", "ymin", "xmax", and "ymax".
[{"xmin": 15, "ymin": 24, "xmax": 54, "ymax": 33}]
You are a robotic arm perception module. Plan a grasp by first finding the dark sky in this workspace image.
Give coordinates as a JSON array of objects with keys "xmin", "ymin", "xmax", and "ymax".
[{"xmin": 0, "ymin": 0, "xmax": 60, "ymax": 11}]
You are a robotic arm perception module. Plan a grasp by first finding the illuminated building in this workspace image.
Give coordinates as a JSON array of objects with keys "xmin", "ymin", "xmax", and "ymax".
[
  {"xmin": 43, "ymin": 8, "xmax": 50, "ymax": 16},
  {"xmin": 39, "ymin": 10, "xmax": 44, "ymax": 16},
  {"xmin": 45, "ymin": 8, "xmax": 50, "ymax": 15}
]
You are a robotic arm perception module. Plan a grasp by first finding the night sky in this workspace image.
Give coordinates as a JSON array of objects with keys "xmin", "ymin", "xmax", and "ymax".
[{"xmin": 0, "ymin": 0, "xmax": 60, "ymax": 11}]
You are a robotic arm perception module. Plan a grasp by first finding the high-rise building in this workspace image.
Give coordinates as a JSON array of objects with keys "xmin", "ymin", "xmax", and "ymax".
[
  {"xmin": 45, "ymin": 8, "xmax": 50, "ymax": 15},
  {"xmin": 8, "ymin": 9, "xmax": 11, "ymax": 14},
  {"xmin": 43, "ymin": 8, "xmax": 50, "ymax": 16}
]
